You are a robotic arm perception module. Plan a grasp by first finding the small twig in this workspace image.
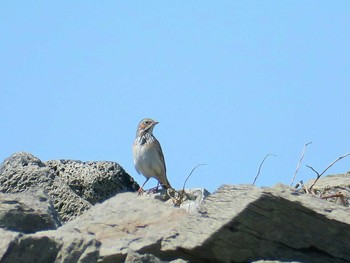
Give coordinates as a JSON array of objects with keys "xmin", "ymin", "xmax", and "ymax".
[
  {"xmin": 319, "ymin": 152, "xmax": 350, "ymax": 176},
  {"xmin": 182, "ymin": 164, "xmax": 206, "ymax": 191},
  {"xmin": 320, "ymin": 193, "xmax": 344, "ymax": 199},
  {"xmin": 290, "ymin": 142, "xmax": 312, "ymax": 187},
  {"xmin": 306, "ymin": 165, "xmax": 320, "ymax": 177},
  {"xmin": 171, "ymin": 163, "xmax": 206, "ymax": 206},
  {"xmin": 308, "ymin": 152, "xmax": 350, "ymax": 190},
  {"xmin": 252, "ymin": 154, "xmax": 276, "ymax": 186}
]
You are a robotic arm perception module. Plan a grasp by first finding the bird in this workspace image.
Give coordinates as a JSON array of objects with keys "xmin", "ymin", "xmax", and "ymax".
[{"xmin": 132, "ymin": 118, "xmax": 172, "ymax": 193}]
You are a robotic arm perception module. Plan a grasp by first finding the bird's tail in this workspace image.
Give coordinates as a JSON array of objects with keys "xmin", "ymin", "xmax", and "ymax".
[{"xmin": 161, "ymin": 177, "xmax": 172, "ymax": 189}]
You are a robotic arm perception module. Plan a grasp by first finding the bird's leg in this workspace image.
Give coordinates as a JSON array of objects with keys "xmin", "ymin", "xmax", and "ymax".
[
  {"xmin": 146, "ymin": 182, "xmax": 161, "ymax": 194},
  {"xmin": 138, "ymin": 178, "xmax": 149, "ymax": 195}
]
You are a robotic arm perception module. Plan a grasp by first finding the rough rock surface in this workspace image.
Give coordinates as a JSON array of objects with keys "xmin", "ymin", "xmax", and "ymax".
[
  {"xmin": 0, "ymin": 192, "xmax": 187, "ymax": 263},
  {"xmin": 45, "ymin": 159, "xmax": 139, "ymax": 204},
  {"xmin": 1, "ymin": 230, "xmax": 100, "ymax": 263},
  {"xmin": 152, "ymin": 188, "xmax": 210, "ymax": 213},
  {"xmin": 60, "ymin": 192, "xmax": 187, "ymax": 262},
  {"xmin": 1, "ymin": 152, "xmax": 350, "ymax": 263},
  {"xmin": 125, "ymin": 250, "xmax": 164, "ymax": 263},
  {"xmin": 307, "ymin": 172, "xmax": 350, "ymax": 189},
  {"xmin": 305, "ymin": 172, "xmax": 350, "ymax": 206},
  {"xmin": 0, "ymin": 152, "xmax": 139, "ymax": 221},
  {"xmin": 2, "ymin": 181, "xmax": 350, "ymax": 262},
  {"xmin": 0, "ymin": 188, "xmax": 61, "ymax": 233},
  {"xmin": 124, "ymin": 250, "xmax": 188, "ymax": 263},
  {"xmin": 161, "ymin": 184, "xmax": 350, "ymax": 263},
  {"xmin": 0, "ymin": 229, "xmax": 20, "ymax": 260}
]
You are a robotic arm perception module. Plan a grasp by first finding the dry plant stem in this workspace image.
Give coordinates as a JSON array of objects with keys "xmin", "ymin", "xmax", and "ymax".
[
  {"xmin": 174, "ymin": 163, "xmax": 206, "ymax": 206},
  {"xmin": 320, "ymin": 193, "xmax": 344, "ymax": 199},
  {"xmin": 306, "ymin": 165, "xmax": 320, "ymax": 177},
  {"xmin": 252, "ymin": 154, "xmax": 276, "ymax": 186},
  {"xmin": 182, "ymin": 164, "xmax": 206, "ymax": 191},
  {"xmin": 308, "ymin": 152, "xmax": 350, "ymax": 190},
  {"xmin": 290, "ymin": 142, "xmax": 312, "ymax": 187}
]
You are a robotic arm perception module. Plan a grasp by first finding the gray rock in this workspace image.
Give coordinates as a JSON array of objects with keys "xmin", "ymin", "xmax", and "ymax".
[
  {"xmin": 46, "ymin": 159, "xmax": 139, "ymax": 204},
  {"xmin": 0, "ymin": 152, "xmax": 91, "ymax": 221},
  {"xmin": 139, "ymin": 188, "xmax": 210, "ymax": 214},
  {"xmin": 306, "ymin": 172, "xmax": 350, "ymax": 189},
  {"xmin": 0, "ymin": 230, "xmax": 100, "ymax": 263},
  {"xmin": 125, "ymin": 250, "xmax": 164, "ymax": 263},
  {"xmin": 2, "ymin": 164, "xmax": 350, "ymax": 263},
  {"xmin": 0, "ymin": 152, "xmax": 50, "ymax": 193},
  {"xmin": 0, "ymin": 228, "xmax": 20, "ymax": 260},
  {"xmin": 174, "ymin": 188, "xmax": 210, "ymax": 213},
  {"xmin": 0, "ymin": 188, "xmax": 61, "ymax": 233},
  {"xmin": 1, "ymin": 192, "xmax": 187, "ymax": 262},
  {"xmin": 0, "ymin": 152, "xmax": 139, "ymax": 221},
  {"xmin": 161, "ymin": 184, "xmax": 350, "ymax": 263},
  {"xmin": 59, "ymin": 192, "xmax": 187, "ymax": 262},
  {"xmin": 124, "ymin": 250, "xmax": 189, "ymax": 263},
  {"xmin": 305, "ymin": 172, "xmax": 350, "ymax": 206}
]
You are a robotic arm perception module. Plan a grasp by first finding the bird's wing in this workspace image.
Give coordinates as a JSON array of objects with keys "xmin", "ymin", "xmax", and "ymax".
[{"xmin": 153, "ymin": 138, "xmax": 166, "ymax": 176}]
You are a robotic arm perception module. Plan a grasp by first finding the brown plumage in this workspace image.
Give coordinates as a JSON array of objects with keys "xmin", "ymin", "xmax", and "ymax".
[{"xmin": 132, "ymin": 118, "xmax": 172, "ymax": 192}]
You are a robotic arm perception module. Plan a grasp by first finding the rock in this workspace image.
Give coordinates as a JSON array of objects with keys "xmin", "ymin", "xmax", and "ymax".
[
  {"xmin": 5, "ymin": 184, "xmax": 350, "ymax": 262},
  {"xmin": 0, "ymin": 152, "xmax": 139, "ymax": 221},
  {"xmin": 143, "ymin": 187, "xmax": 210, "ymax": 214},
  {"xmin": 0, "ymin": 228, "xmax": 20, "ymax": 260},
  {"xmin": 1, "ymin": 230, "xmax": 100, "ymax": 263},
  {"xmin": 306, "ymin": 172, "xmax": 350, "ymax": 189},
  {"xmin": 161, "ymin": 184, "xmax": 350, "ymax": 263},
  {"xmin": 125, "ymin": 250, "xmax": 189, "ymax": 263},
  {"xmin": 58, "ymin": 192, "xmax": 188, "ymax": 262},
  {"xmin": 166, "ymin": 188, "xmax": 210, "ymax": 213},
  {"xmin": 0, "ymin": 152, "xmax": 91, "ymax": 221},
  {"xmin": 0, "ymin": 192, "xmax": 188, "ymax": 262},
  {"xmin": 305, "ymin": 173, "xmax": 350, "ymax": 206},
  {"xmin": 177, "ymin": 188, "xmax": 210, "ymax": 213},
  {"xmin": 0, "ymin": 188, "xmax": 61, "ymax": 233},
  {"xmin": 45, "ymin": 159, "xmax": 139, "ymax": 204},
  {"xmin": 0, "ymin": 188, "xmax": 100, "ymax": 263},
  {"xmin": 125, "ymin": 250, "xmax": 164, "ymax": 263},
  {"xmin": 2, "ymin": 153, "xmax": 350, "ymax": 263}
]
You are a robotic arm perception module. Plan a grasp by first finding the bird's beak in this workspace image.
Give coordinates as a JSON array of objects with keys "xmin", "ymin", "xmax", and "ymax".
[{"xmin": 153, "ymin": 121, "xmax": 159, "ymax": 125}]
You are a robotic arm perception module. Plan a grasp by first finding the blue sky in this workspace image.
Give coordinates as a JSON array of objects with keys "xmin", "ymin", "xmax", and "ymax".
[{"xmin": 1, "ymin": 2, "xmax": 349, "ymax": 192}]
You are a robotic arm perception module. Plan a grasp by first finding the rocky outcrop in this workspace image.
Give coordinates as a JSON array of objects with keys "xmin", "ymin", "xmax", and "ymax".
[
  {"xmin": 0, "ymin": 192, "xmax": 187, "ymax": 263},
  {"xmin": 305, "ymin": 172, "xmax": 350, "ymax": 206},
  {"xmin": 1, "ymin": 230, "xmax": 100, "ymax": 263},
  {"xmin": 1, "ymin": 152, "xmax": 350, "ymax": 262},
  {"xmin": 0, "ymin": 152, "xmax": 139, "ymax": 221},
  {"xmin": 2, "ymin": 182, "xmax": 350, "ymax": 262},
  {"xmin": 0, "ymin": 188, "xmax": 61, "ymax": 233},
  {"xmin": 45, "ymin": 159, "xmax": 139, "ymax": 205},
  {"xmin": 162, "ymin": 184, "xmax": 350, "ymax": 262}
]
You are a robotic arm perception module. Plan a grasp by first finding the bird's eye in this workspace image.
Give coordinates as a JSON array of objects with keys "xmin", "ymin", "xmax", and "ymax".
[{"xmin": 144, "ymin": 120, "xmax": 150, "ymax": 125}]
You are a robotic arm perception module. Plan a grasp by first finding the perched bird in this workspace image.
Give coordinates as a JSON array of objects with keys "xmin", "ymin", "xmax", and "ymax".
[{"xmin": 133, "ymin": 118, "xmax": 172, "ymax": 192}]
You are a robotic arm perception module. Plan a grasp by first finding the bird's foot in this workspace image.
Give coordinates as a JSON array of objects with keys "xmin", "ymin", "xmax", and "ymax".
[
  {"xmin": 137, "ymin": 188, "xmax": 145, "ymax": 195},
  {"xmin": 146, "ymin": 186, "xmax": 159, "ymax": 194}
]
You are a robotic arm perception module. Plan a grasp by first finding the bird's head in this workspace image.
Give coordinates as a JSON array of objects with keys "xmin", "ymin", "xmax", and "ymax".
[{"xmin": 136, "ymin": 118, "xmax": 159, "ymax": 137}]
